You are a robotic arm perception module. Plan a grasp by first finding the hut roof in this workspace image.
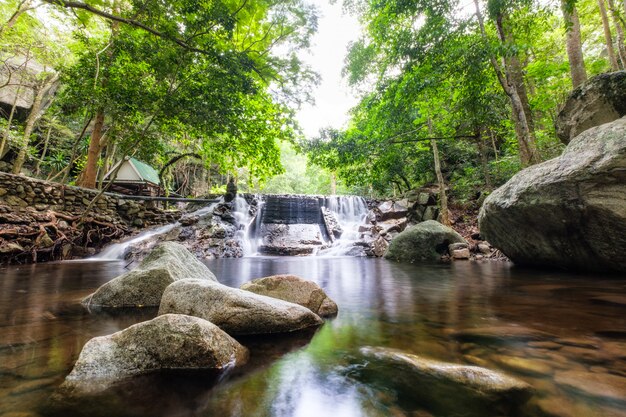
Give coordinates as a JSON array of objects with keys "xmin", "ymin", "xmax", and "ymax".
[{"xmin": 104, "ymin": 157, "xmax": 160, "ymax": 185}]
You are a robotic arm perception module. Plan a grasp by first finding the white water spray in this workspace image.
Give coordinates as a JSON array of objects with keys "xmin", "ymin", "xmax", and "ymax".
[
  {"xmin": 93, "ymin": 199, "xmax": 221, "ymax": 260},
  {"xmin": 318, "ymin": 196, "xmax": 368, "ymax": 256},
  {"xmin": 232, "ymin": 195, "xmax": 264, "ymax": 257}
]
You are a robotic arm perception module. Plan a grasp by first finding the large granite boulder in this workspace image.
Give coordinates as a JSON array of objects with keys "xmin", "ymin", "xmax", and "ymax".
[
  {"xmin": 240, "ymin": 274, "xmax": 338, "ymax": 317},
  {"xmin": 351, "ymin": 347, "xmax": 533, "ymax": 417},
  {"xmin": 62, "ymin": 314, "xmax": 248, "ymax": 395},
  {"xmin": 83, "ymin": 242, "xmax": 217, "ymax": 308},
  {"xmin": 384, "ymin": 220, "xmax": 466, "ymax": 263},
  {"xmin": 372, "ymin": 200, "xmax": 409, "ymax": 221},
  {"xmin": 479, "ymin": 117, "xmax": 626, "ymax": 272},
  {"xmin": 557, "ymin": 71, "xmax": 626, "ymax": 144},
  {"xmin": 158, "ymin": 279, "xmax": 323, "ymax": 335}
]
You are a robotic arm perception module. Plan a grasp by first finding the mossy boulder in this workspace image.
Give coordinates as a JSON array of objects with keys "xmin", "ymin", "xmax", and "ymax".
[
  {"xmin": 83, "ymin": 242, "xmax": 217, "ymax": 308},
  {"xmin": 479, "ymin": 117, "xmax": 626, "ymax": 272},
  {"xmin": 240, "ymin": 274, "xmax": 338, "ymax": 317},
  {"xmin": 557, "ymin": 71, "xmax": 626, "ymax": 144},
  {"xmin": 384, "ymin": 220, "xmax": 466, "ymax": 263},
  {"xmin": 62, "ymin": 314, "xmax": 248, "ymax": 395},
  {"xmin": 158, "ymin": 279, "xmax": 323, "ymax": 335}
]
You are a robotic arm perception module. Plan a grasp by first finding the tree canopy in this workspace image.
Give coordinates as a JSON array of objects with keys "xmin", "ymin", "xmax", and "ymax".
[
  {"xmin": 1, "ymin": 0, "xmax": 319, "ymax": 192},
  {"xmin": 304, "ymin": 0, "xmax": 620, "ymax": 201}
]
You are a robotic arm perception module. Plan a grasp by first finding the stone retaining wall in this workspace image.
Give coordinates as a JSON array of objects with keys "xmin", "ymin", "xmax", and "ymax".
[
  {"xmin": 0, "ymin": 172, "xmax": 177, "ymax": 227},
  {"xmin": 0, "ymin": 172, "xmax": 180, "ymax": 263}
]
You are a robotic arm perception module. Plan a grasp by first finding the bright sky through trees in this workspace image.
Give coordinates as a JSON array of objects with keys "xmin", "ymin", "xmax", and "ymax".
[{"xmin": 296, "ymin": 0, "xmax": 361, "ymax": 138}]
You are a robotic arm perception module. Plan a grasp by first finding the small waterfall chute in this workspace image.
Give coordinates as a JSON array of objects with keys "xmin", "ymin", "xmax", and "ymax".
[
  {"xmin": 232, "ymin": 195, "xmax": 263, "ymax": 257},
  {"xmin": 93, "ymin": 199, "xmax": 221, "ymax": 260},
  {"xmin": 318, "ymin": 195, "xmax": 369, "ymax": 257}
]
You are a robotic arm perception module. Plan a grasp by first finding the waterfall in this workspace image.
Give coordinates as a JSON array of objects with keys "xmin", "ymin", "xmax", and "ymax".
[
  {"xmin": 318, "ymin": 196, "xmax": 368, "ymax": 256},
  {"xmin": 93, "ymin": 200, "xmax": 221, "ymax": 260},
  {"xmin": 232, "ymin": 195, "xmax": 263, "ymax": 257}
]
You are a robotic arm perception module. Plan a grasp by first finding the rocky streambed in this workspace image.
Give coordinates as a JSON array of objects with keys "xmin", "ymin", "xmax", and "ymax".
[
  {"xmin": 43, "ymin": 243, "xmax": 591, "ymax": 417},
  {"xmin": 1, "ymin": 253, "xmax": 625, "ymax": 417}
]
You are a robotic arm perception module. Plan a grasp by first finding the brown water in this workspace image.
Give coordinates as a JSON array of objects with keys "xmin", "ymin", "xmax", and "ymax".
[{"xmin": 0, "ymin": 258, "xmax": 625, "ymax": 417}]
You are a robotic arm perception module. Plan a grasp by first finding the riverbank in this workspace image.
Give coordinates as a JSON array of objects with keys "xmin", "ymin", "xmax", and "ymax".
[{"xmin": 0, "ymin": 172, "xmax": 180, "ymax": 264}]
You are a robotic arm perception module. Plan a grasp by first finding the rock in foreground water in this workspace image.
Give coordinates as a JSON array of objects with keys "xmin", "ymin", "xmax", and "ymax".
[
  {"xmin": 159, "ymin": 279, "xmax": 323, "ymax": 335},
  {"xmin": 384, "ymin": 220, "xmax": 466, "ymax": 263},
  {"xmin": 353, "ymin": 347, "xmax": 533, "ymax": 417},
  {"xmin": 63, "ymin": 314, "xmax": 247, "ymax": 395},
  {"xmin": 83, "ymin": 242, "xmax": 217, "ymax": 308},
  {"xmin": 479, "ymin": 117, "xmax": 626, "ymax": 272},
  {"xmin": 240, "ymin": 274, "xmax": 338, "ymax": 317}
]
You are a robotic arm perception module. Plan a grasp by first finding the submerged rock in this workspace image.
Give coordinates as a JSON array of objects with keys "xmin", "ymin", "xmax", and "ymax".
[
  {"xmin": 83, "ymin": 242, "xmax": 217, "ymax": 308},
  {"xmin": 555, "ymin": 370, "xmax": 626, "ymax": 403},
  {"xmin": 384, "ymin": 220, "xmax": 466, "ymax": 263},
  {"xmin": 351, "ymin": 347, "xmax": 533, "ymax": 417},
  {"xmin": 556, "ymin": 71, "xmax": 626, "ymax": 144},
  {"xmin": 240, "ymin": 274, "xmax": 338, "ymax": 317},
  {"xmin": 62, "ymin": 314, "xmax": 248, "ymax": 395},
  {"xmin": 450, "ymin": 326, "xmax": 555, "ymax": 343},
  {"xmin": 479, "ymin": 117, "xmax": 626, "ymax": 272},
  {"xmin": 158, "ymin": 279, "xmax": 323, "ymax": 335}
]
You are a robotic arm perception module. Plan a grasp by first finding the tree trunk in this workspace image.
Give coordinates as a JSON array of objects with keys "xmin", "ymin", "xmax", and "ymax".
[
  {"xmin": 599, "ymin": 0, "xmax": 620, "ymax": 70},
  {"xmin": 99, "ymin": 141, "xmax": 116, "ymax": 187},
  {"xmin": 473, "ymin": 0, "xmax": 540, "ymax": 165},
  {"xmin": 34, "ymin": 119, "xmax": 53, "ymax": 176},
  {"xmin": 77, "ymin": 110, "xmax": 105, "ymax": 188},
  {"xmin": 0, "ymin": 86, "xmax": 20, "ymax": 159},
  {"xmin": 330, "ymin": 173, "xmax": 337, "ymax": 195},
  {"xmin": 561, "ymin": 0, "xmax": 588, "ymax": 87},
  {"xmin": 607, "ymin": 0, "xmax": 626, "ymax": 67},
  {"xmin": 12, "ymin": 75, "xmax": 58, "ymax": 174},
  {"xmin": 499, "ymin": 19, "xmax": 534, "ymax": 133},
  {"xmin": 428, "ymin": 119, "xmax": 449, "ymax": 226},
  {"xmin": 477, "ymin": 131, "xmax": 492, "ymax": 190}
]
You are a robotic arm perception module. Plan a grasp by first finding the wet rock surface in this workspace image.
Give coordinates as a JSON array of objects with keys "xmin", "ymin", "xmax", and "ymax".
[
  {"xmin": 450, "ymin": 326, "xmax": 556, "ymax": 343},
  {"xmin": 240, "ymin": 274, "xmax": 338, "ymax": 317},
  {"xmin": 479, "ymin": 116, "xmax": 626, "ymax": 272},
  {"xmin": 554, "ymin": 370, "xmax": 626, "ymax": 403},
  {"xmin": 158, "ymin": 278, "xmax": 324, "ymax": 335},
  {"xmin": 83, "ymin": 242, "xmax": 217, "ymax": 308},
  {"xmin": 61, "ymin": 314, "xmax": 248, "ymax": 395},
  {"xmin": 384, "ymin": 220, "xmax": 467, "ymax": 263},
  {"xmin": 351, "ymin": 346, "xmax": 533, "ymax": 417}
]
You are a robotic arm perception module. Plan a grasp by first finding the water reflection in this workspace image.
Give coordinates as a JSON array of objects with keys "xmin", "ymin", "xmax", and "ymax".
[{"xmin": 0, "ymin": 258, "xmax": 625, "ymax": 417}]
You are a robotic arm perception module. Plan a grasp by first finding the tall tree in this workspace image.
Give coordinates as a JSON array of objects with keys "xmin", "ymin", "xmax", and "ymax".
[
  {"xmin": 607, "ymin": 0, "xmax": 626, "ymax": 67},
  {"xmin": 51, "ymin": 0, "xmax": 318, "ymax": 188},
  {"xmin": 561, "ymin": 0, "xmax": 588, "ymax": 87},
  {"xmin": 598, "ymin": 0, "xmax": 620, "ymax": 70},
  {"xmin": 11, "ymin": 72, "xmax": 58, "ymax": 173},
  {"xmin": 475, "ymin": 0, "xmax": 540, "ymax": 165}
]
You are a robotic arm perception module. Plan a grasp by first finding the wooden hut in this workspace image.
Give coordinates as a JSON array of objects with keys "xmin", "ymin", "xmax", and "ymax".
[{"xmin": 103, "ymin": 157, "xmax": 162, "ymax": 196}]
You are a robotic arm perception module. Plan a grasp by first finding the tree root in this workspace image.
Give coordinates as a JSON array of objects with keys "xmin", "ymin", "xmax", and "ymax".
[{"xmin": 0, "ymin": 209, "xmax": 130, "ymax": 264}]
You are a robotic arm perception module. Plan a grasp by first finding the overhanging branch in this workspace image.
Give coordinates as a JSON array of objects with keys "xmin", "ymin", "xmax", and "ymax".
[{"xmin": 42, "ymin": 0, "xmax": 210, "ymax": 55}]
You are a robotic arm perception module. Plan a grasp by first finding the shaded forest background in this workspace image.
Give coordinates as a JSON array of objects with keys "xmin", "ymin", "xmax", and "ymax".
[{"xmin": 0, "ymin": 0, "xmax": 622, "ymax": 207}]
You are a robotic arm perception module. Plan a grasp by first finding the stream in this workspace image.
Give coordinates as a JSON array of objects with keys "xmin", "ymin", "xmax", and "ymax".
[{"xmin": 1, "ymin": 257, "xmax": 625, "ymax": 417}]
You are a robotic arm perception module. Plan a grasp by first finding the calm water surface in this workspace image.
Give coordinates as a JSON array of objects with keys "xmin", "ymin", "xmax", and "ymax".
[{"xmin": 0, "ymin": 258, "xmax": 625, "ymax": 417}]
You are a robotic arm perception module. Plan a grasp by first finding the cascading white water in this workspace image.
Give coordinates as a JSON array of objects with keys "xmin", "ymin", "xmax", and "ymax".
[
  {"xmin": 93, "ymin": 200, "xmax": 221, "ymax": 260},
  {"xmin": 318, "ymin": 196, "xmax": 369, "ymax": 256},
  {"xmin": 232, "ymin": 195, "xmax": 264, "ymax": 257}
]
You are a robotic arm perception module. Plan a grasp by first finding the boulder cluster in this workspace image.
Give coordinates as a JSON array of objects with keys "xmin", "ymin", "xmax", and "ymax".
[
  {"xmin": 480, "ymin": 71, "xmax": 626, "ymax": 273},
  {"xmin": 65, "ymin": 241, "xmax": 337, "ymax": 395},
  {"xmin": 353, "ymin": 197, "xmax": 489, "ymax": 260},
  {"xmin": 63, "ymin": 242, "xmax": 537, "ymax": 416}
]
